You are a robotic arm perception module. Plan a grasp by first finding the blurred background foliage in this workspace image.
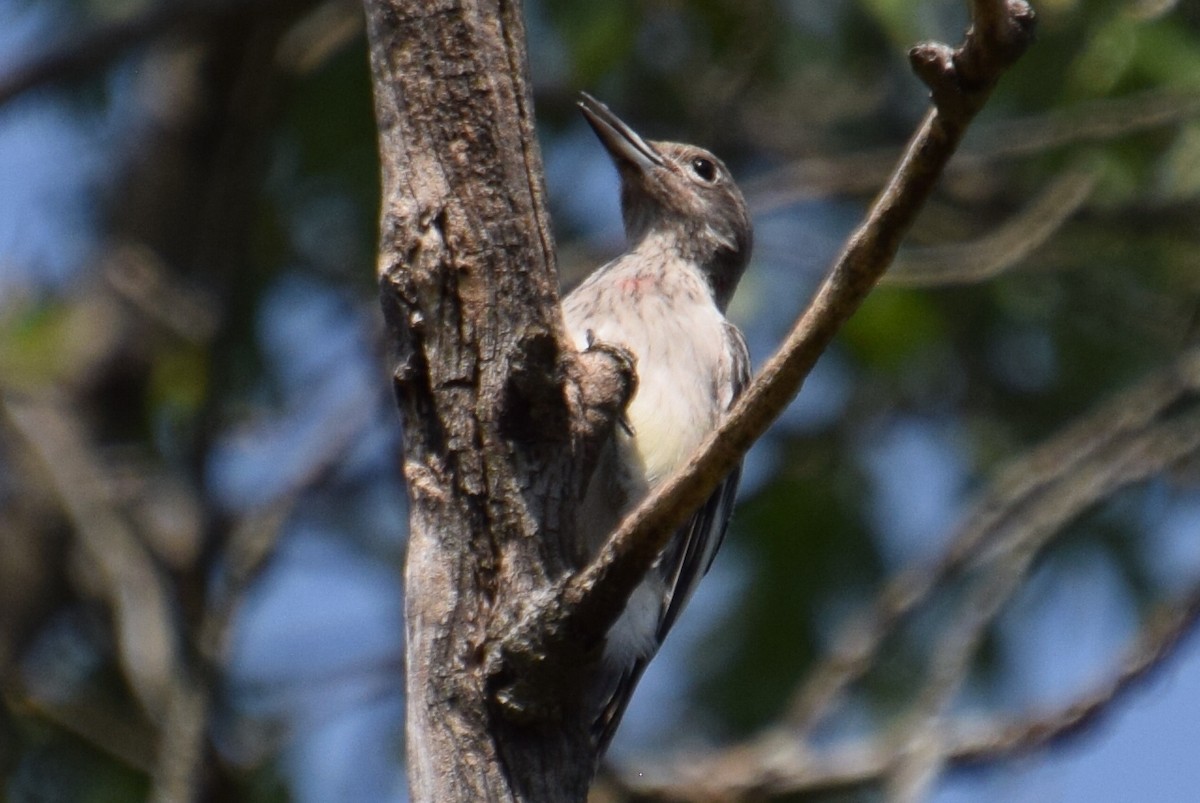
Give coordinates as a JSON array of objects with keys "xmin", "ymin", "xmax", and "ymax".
[{"xmin": 0, "ymin": 0, "xmax": 1198, "ymax": 801}]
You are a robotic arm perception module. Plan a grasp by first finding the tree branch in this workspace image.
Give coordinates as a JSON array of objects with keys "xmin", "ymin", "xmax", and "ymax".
[
  {"xmin": 951, "ymin": 586, "xmax": 1200, "ymax": 764},
  {"xmin": 2, "ymin": 395, "xmax": 180, "ymax": 722},
  {"xmin": 886, "ymin": 401, "xmax": 1200, "ymax": 800},
  {"xmin": 784, "ymin": 346, "xmax": 1200, "ymax": 739},
  {"xmin": 617, "ymin": 583, "xmax": 1200, "ymax": 802}
]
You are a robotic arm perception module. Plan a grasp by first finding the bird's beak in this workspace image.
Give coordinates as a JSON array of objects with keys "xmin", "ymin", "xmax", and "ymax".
[{"xmin": 578, "ymin": 92, "xmax": 665, "ymax": 171}]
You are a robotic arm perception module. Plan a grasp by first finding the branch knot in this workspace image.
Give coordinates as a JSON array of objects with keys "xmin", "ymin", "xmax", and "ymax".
[{"xmin": 909, "ymin": 1, "xmax": 1036, "ymax": 121}]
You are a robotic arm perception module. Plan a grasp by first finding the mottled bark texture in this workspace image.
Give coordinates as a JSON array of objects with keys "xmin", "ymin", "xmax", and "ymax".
[{"xmin": 362, "ymin": 1, "xmax": 632, "ymax": 800}]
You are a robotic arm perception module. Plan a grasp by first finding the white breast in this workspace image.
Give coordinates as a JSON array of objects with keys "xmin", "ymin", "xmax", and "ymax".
[{"xmin": 563, "ymin": 257, "xmax": 728, "ymax": 490}]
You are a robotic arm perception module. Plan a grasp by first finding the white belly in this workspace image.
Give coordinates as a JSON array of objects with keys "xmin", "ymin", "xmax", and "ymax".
[{"xmin": 567, "ymin": 288, "xmax": 727, "ymax": 490}]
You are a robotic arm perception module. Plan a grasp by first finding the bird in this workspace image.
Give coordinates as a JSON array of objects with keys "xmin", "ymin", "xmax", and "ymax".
[{"xmin": 562, "ymin": 93, "xmax": 753, "ymax": 755}]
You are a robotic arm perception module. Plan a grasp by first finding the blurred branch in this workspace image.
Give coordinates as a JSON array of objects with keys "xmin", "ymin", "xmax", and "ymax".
[
  {"xmin": 885, "ymin": 160, "xmax": 1097, "ymax": 285},
  {"xmin": 2, "ymin": 394, "xmax": 181, "ymax": 721},
  {"xmin": 951, "ymin": 587, "xmax": 1200, "ymax": 764},
  {"xmin": 148, "ymin": 368, "xmax": 375, "ymax": 800},
  {"xmin": 748, "ymin": 89, "xmax": 1200, "ymax": 212},
  {"xmin": 2, "ymin": 390, "xmax": 213, "ymax": 798},
  {"xmin": 3, "ymin": 0, "xmax": 366, "ymax": 800},
  {"xmin": 149, "ymin": 401, "xmax": 369, "ymax": 802},
  {"xmin": 1, "ymin": 359, "xmax": 334, "ymax": 801},
  {"xmin": 886, "ymin": 402, "xmax": 1200, "ymax": 800},
  {"xmin": 971, "ymin": 89, "xmax": 1200, "ymax": 162},
  {"xmin": 3, "ymin": 390, "xmax": 347, "ymax": 801},
  {"xmin": 618, "ymin": 584, "xmax": 1200, "ymax": 801},
  {"xmin": 785, "ymin": 347, "xmax": 1200, "ymax": 739},
  {"xmin": 8, "ymin": 685, "xmax": 157, "ymax": 773},
  {"xmin": 623, "ymin": 581, "xmax": 1200, "ymax": 802},
  {"xmin": 275, "ymin": 0, "xmax": 363, "ymax": 74},
  {"xmin": 148, "ymin": 503, "xmax": 295, "ymax": 803},
  {"xmin": 101, "ymin": 241, "xmax": 221, "ymax": 344},
  {"xmin": 150, "ymin": 673, "xmax": 212, "ymax": 803},
  {"xmin": 0, "ymin": 0, "xmax": 348, "ymax": 108},
  {"xmin": 615, "ymin": 347, "xmax": 1200, "ymax": 801},
  {"xmin": 0, "ymin": 1, "xmax": 234, "ymax": 107}
]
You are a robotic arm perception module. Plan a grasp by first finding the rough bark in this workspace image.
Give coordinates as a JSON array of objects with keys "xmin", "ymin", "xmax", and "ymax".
[{"xmin": 363, "ymin": 0, "xmax": 631, "ymax": 800}]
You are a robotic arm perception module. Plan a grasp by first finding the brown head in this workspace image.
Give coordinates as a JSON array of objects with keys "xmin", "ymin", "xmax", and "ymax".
[{"xmin": 578, "ymin": 93, "xmax": 753, "ymax": 309}]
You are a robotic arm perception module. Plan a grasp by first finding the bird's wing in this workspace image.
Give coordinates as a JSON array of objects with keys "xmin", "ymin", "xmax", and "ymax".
[
  {"xmin": 594, "ymin": 323, "xmax": 751, "ymax": 754},
  {"xmin": 655, "ymin": 321, "xmax": 750, "ymax": 639}
]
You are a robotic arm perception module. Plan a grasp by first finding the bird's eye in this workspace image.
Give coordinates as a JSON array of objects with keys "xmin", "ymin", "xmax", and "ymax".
[{"xmin": 690, "ymin": 157, "xmax": 717, "ymax": 182}]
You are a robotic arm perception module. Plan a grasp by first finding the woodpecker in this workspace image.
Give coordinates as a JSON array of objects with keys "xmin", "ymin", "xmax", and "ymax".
[{"xmin": 563, "ymin": 93, "xmax": 753, "ymax": 753}]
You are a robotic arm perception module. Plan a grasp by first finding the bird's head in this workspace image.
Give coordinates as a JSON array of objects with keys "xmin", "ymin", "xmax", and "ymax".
[{"xmin": 578, "ymin": 93, "xmax": 752, "ymax": 308}]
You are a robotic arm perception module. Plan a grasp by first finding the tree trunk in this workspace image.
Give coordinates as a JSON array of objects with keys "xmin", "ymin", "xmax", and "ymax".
[{"xmin": 362, "ymin": 1, "xmax": 625, "ymax": 799}]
